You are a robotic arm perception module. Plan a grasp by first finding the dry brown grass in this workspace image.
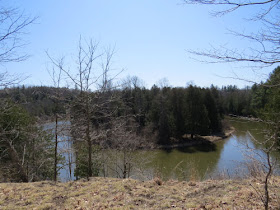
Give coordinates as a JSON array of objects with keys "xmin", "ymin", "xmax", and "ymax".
[{"xmin": 0, "ymin": 176, "xmax": 280, "ymax": 209}]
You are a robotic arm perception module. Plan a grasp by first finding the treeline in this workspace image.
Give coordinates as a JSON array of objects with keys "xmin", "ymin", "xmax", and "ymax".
[
  {"xmin": 0, "ymin": 84, "xmax": 224, "ymax": 143},
  {"xmin": 1, "ymin": 67, "xmax": 280, "ymax": 147},
  {"xmin": 217, "ymin": 66, "xmax": 280, "ymax": 118},
  {"xmin": 0, "ymin": 86, "xmax": 77, "ymax": 118},
  {"xmin": 1, "ymin": 66, "xmax": 280, "ymax": 144}
]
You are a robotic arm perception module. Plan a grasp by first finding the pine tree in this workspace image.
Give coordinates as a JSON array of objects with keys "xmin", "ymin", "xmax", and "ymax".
[{"xmin": 184, "ymin": 86, "xmax": 210, "ymax": 138}]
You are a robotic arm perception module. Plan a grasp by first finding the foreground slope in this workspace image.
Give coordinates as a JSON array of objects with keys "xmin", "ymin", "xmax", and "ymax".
[{"xmin": 0, "ymin": 177, "xmax": 279, "ymax": 209}]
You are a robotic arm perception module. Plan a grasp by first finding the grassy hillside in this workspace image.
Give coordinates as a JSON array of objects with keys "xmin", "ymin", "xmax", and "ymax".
[{"xmin": 0, "ymin": 177, "xmax": 279, "ymax": 209}]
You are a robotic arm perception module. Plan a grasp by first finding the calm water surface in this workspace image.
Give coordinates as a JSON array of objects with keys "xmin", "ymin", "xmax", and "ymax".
[
  {"xmin": 45, "ymin": 118, "xmax": 280, "ymax": 181},
  {"xmin": 130, "ymin": 118, "xmax": 280, "ymax": 181}
]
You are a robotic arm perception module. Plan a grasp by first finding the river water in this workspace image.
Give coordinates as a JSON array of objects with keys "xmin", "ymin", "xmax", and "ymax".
[{"xmin": 45, "ymin": 118, "xmax": 280, "ymax": 181}]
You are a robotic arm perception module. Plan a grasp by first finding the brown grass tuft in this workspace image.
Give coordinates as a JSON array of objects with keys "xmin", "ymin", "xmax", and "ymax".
[
  {"xmin": 153, "ymin": 177, "xmax": 163, "ymax": 186},
  {"xmin": 0, "ymin": 177, "xmax": 279, "ymax": 209}
]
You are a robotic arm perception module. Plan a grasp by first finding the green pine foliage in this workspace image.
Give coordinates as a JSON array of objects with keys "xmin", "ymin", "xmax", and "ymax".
[
  {"xmin": 184, "ymin": 85, "xmax": 210, "ymax": 138},
  {"xmin": 203, "ymin": 89, "xmax": 221, "ymax": 133},
  {"xmin": 0, "ymin": 101, "xmax": 55, "ymax": 182},
  {"xmin": 74, "ymin": 142, "xmax": 101, "ymax": 179}
]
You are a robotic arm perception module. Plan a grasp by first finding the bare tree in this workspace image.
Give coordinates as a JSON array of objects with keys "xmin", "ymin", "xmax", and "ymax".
[
  {"xmin": 51, "ymin": 68, "xmax": 62, "ymax": 182},
  {"xmin": 47, "ymin": 66, "xmax": 69, "ymax": 182},
  {"xmin": 184, "ymin": 0, "xmax": 279, "ymax": 17},
  {"xmin": 183, "ymin": 0, "xmax": 280, "ymax": 68},
  {"xmin": 100, "ymin": 117, "xmax": 151, "ymax": 179},
  {"xmin": 47, "ymin": 37, "xmax": 122, "ymax": 180},
  {"xmin": 156, "ymin": 77, "xmax": 170, "ymax": 88}
]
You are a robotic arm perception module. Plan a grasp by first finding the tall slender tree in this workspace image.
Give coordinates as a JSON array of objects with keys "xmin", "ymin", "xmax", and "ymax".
[{"xmin": 48, "ymin": 38, "xmax": 121, "ymax": 179}]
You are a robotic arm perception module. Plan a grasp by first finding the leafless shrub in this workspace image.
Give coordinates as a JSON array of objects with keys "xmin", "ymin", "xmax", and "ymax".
[
  {"xmin": 99, "ymin": 117, "xmax": 152, "ymax": 179},
  {"xmin": 237, "ymin": 124, "xmax": 280, "ymax": 210}
]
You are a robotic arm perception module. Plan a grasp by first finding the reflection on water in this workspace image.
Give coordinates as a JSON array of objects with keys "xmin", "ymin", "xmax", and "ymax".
[
  {"xmin": 141, "ymin": 142, "xmax": 222, "ymax": 181},
  {"xmin": 45, "ymin": 118, "xmax": 280, "ymax": 182},
  {"xmin": 123, "ymin": 118, "xmax": 280, "ymax": 181},
  {"xmin": 214, "ymin": 119, "xmax": 280, "ymax": 179}
]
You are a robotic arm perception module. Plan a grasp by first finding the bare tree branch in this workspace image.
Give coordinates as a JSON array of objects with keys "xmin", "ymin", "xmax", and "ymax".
[
  {"xmin": 0, "ymin": 6, "xmax": 36, "ymax": 88},
  {"xmin": 0, "ymin": 7, "xmax": 37, "ymax": 63},
  {"xmin": 184, "ymin": 0, "xmax": 280, "ymax": 69}
]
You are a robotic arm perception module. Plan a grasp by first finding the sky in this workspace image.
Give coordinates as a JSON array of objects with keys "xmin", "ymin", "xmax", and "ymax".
[{"xmin": 2, "ymin": 0, "xmax": 277, "ymax": 88}]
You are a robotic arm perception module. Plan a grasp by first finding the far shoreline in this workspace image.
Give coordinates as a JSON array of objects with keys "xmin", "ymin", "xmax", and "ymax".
[
  {"xmin": 150, "ymin": 126, "xmax": 235, "ymax": 150},
  {"xmin": 41, "ymin": 116, "xmax": 236, "ymax": 150}
]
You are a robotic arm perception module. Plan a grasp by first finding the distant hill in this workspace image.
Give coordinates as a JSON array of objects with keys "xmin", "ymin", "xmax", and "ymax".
[{"xmin": 0, "ymin": 86, "xmax": 78, "ymax": 118}]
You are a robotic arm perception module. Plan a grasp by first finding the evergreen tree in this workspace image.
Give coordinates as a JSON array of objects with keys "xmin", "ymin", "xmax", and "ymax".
[
  {"xmin": 0, "ymin": 102, "xmax": 55, "ymax": 182},
  {"xmin": 149, "ymin": 90, "xmax": 172, "ymax": 144},
  {"xmin": 204, "ymin": 89, "xmax": 221, "ymax": 133},
  {"xmin": 184, "ymin": 86, "xmax": 210, "ymax": 138},
  {"xmin": 169, "ymin": 88, "xmax": 185, "ymax": 137}
]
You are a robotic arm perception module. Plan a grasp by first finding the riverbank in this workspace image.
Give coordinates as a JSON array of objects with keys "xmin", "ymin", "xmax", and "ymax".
[
  {"xmin": 154, "ymin": 127, "xmax": 235, "ymax": 150},
  {"xmin": 228, "ymin": 114, "xmax": 263, "ymax": 122},
  {"xmin": 41, "ymin": 118, "xmax": 235, "ymax": 150},
  {"xmin": 1, "ymin": 177, "xmax": 279, "ymax": 209},
  {"xmin": 203, "ymin": 126, "xmax": 235, "ymax": 142}
]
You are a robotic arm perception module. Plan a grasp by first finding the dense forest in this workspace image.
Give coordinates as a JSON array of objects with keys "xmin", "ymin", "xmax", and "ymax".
[
  {"xmin": 1, "ymin": 81, "xmax": 224, "ymax": 143},
  {"xmin": 0, "ymin": 66, "xmax": 280, "ymax": 182}
]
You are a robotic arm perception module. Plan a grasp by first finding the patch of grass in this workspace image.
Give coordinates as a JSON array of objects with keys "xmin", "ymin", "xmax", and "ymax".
[{"xmin": 1, "ymin": 177, "xmax": 280, "ymax": 209}]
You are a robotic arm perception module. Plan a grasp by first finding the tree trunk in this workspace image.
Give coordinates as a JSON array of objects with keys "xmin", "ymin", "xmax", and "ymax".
[
  {"xmin": 54, "ymin": 114, "xmax": 58, "ymax": 182},
  {"xmin": 123, "ymin": 151, "xmax": 127, "ymax": 179},
  {"xmin": 264, "ymin": 152, "xmax": 272, "ymax": 210},
  {"xmin": 88, "ymin": 139, "xmax": 92, "ymax": 179},
  {"xmin": 86, "ymin": 96, "xmax": 92, "ymax": 179}
]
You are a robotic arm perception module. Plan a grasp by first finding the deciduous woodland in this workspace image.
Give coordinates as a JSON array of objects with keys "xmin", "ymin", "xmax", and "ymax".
[{"xmin": 0, "ymin": 66, "xmax": 280, "ymax": 182}]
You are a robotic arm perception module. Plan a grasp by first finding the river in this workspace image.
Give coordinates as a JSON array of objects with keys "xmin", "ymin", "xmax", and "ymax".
[{"xmin": 45, "ymin": 118, "xmax": 280, "ymax": 182}]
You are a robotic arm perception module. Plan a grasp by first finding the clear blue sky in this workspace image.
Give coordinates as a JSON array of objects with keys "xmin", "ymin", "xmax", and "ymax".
[{"xmin": 2, "ymin": 0, "xmax": 276, "ymax": 88}]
